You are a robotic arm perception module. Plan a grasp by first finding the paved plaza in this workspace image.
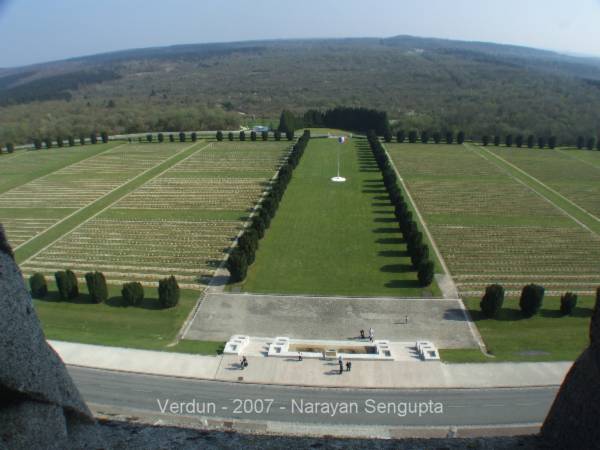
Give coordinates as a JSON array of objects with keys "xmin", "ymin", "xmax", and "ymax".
[{"xmin": 184, "ymin": 293, "xmax": 479, "ymax": 349}]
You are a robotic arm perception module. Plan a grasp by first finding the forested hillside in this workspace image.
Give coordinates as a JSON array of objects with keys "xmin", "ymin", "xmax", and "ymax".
[{"xmin": 1, "ymin": 36, "xmax": 600, "ymax": 145}]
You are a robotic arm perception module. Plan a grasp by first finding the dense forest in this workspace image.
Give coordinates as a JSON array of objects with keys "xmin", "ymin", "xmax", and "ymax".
[{"xmin": 1, "ymin": 36, "xmax": 600, "ymax": 145}]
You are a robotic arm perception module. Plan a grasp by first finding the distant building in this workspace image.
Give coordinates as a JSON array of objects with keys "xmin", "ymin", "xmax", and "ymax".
[{"xmin": 252, "ymin": 125, "xmax": 270, "ymax": 133}]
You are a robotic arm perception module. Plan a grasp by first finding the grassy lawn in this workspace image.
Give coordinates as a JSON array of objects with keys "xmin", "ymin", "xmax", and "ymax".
[
  {"xmin": 239, "ymin": 136, "xmax": 440, "ymax": 297},
  {"xmin": 440, "ymin": 297, "xmax": 594, "ymax": 363},
  {"xmin": 33, "ymin": 282, "xmax": 223, "ymax": 354}
]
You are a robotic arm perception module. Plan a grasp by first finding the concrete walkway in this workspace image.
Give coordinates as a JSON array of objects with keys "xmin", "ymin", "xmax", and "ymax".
[{"xmin": 50, "ymin": 340, "xmax": 572, "ymax": 389}]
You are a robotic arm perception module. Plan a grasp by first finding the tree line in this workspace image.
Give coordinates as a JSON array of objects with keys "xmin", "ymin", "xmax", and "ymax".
[
  {"xmin": 479, "ymin": 284, "xmax": 599, "ymax": 320},
  {"xmin": 226, "ymin": 131, "xmax": 311, "ymax": 282},
  {"xmin": 367, "ymin": 130, "xmax": 434, "ymax": 287},
  {"xmin": 29, "ymin": 271, "xmax": 180, "ymax": 308},
  {"xmin": 216, "ymin": 129, "xmax": 295, "ymax": 142},
  {"xmin": 278, "ymin": 107, "xmax": 391, "ymax": 136}
]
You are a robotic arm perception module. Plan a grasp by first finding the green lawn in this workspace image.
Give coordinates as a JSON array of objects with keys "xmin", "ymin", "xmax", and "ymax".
[
  {"xmin": 33, "ymin": 282, "xmax": 223, "ymax": 354},
  {"xmin": 239, "ymin": 136, "xmax": 440, "ymax": 297},
  {"xmin": 441, "ymin": 297, "xmax": 594, "ymax": 363}
]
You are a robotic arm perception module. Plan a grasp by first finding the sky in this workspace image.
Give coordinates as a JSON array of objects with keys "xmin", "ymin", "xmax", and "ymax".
[{"xmin": 1, "ymin": 0, "xmax": 600, "ymax": 67}]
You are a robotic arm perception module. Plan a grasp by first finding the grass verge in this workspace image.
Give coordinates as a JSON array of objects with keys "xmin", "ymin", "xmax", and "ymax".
[
  {"xmin": 441, "ymin": 296, "xmax": 593, "ymax": 363},
  {"xmin": 32, "ymin": 281, "xmax": 223, "ymax": 355},
  {"xmin": 239, "ymin": 136, "xmax": 440, "ymax": 297}
]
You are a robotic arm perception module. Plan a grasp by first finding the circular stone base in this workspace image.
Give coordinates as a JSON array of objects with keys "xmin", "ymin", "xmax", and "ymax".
[{"xmin": 331, "ymin": 176, "xmax": 346, "ymax": 183}]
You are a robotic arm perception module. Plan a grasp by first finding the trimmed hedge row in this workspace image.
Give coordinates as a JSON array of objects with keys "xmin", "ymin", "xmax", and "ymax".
[
  {"xmin": 226, "ymin": 130, "xmax": 311, "ymax": 282},
  {"xmin": 367, "ymin": 131, "xmax": 434, "ymax": 287},
  {"xmin": 479, "ymin": 284, "xmax": 594, "ymax": 318},
  {"xmin": 28, "ymin": 271, "xmax": 179, "ymax": 308}
]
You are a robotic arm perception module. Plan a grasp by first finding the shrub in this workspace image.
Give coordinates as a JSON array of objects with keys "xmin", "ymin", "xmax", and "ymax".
[
  {"xmin": 408, "ymin": 130, "xmax": 418, "ymax": 143},
  {"xmin": 179, "ymin": 132, "xmax": 186, "ymax": 142},
  {"xmin": 68, "ymin": 136, "xmax": 75, "ymax": 147},
  {"xmin": 44, "ymin": 137, "xmax": 52, "ymax": 148},
  {"xmin": 191, "ymin": 132, "xmax": 197, "ymax": 142},
  {"xmin": 169, "ymin": 133, "xmax": 175, "ymax": 142},
  {"xmin": 482, "ymin": 135, "xmax": 489, "ymax": 146},
  {"xmin": 396, "ymin": 130, "xmax": 405, "ymax": 143},
  {"xmin": 410, "ymin": 243, "xmax": 429, "ymax": 268},
  {"xmin": 480, "ymin": 284, "xmax": 505, "ymax": 318},
  {"xmin": 239, "ymin": 131, "xmax": 246, "ymax": 141},
  {"xmin": 238, "ymin": 229, "xmax": 259, "ymax": 265},
  {"xmin": 250, "ymin": 131, "xmax": 257, "ymax": 141},
  {"xmin": 286, "ymin": 130, "xmax": 294, "ymax": 141},
  {"xmin": 216, "ymin": 131, "xmax": 223, "ymax": 141},
  {"xmin": 122, "ymin": 282, "xmax": 144, "ymax": 306},
  {"xmin": 29, "ymin": 273, "xmax": 48, "ymax": 298},
  {"xmin": 417, "ymin": 261, "xmax": 434, "ymax": 287},
  {"xmin": 56, "ymin": 136, "xmax": 64, "ymax": 147},
  {"xmin": 420, "ymin": 131, "xmax": 429, "ymax": 144},
  {"xmin": 226, "ymin": 249, "xmax": 248, "ymax": 283},
  {"xmin": 446, "ymin": 131, "xmax": 454, "ymax": 144},
  {"xmin": 54, "ymin": 271, "xmax": 70, "ymax": 300},
  {"xmin": 79, "ymin": 136, "xmax": 86, "ymax": 146},
  {"xmin": 158, "ymin": 133, "xmax": 164, "ymax": 143},
  {"xmin": 383, "ymin": 129, "xmax": 392, "ymax": 143},
  {"xmin": 65, "ymin": 269, "xmax": 79, "ymax": 299},
  {"xmin": 7, "ymin": 142, "xmax": 15, "ymax": 153},
  {"xmin": 519, "ymin": 284, "xmax": 545, "ymax": 317},
  {"xmin": 85, "ymin": 271, "xmax": 108, "ymax": 304},
  {"xmin": 90, "ymin": 133, "xmax": 98, "ymax": 144},
  {"xmin": 262, "ymin": 131, "xmax": 268, "ymax": 141},
  {"xmin": 100, "ymin": 131, "xmax": 109, "ymax": 143},
  {"xmin": 432, "ymin": 132, "xmax": 441, "ymax": 144},
  {"xmin": 560, "ymin": 292, "xmax": 578, "ymax": 316},
  {"xmin": 159, "ymin": 275, "xmax": 180, "ymax": 308},
  {"xmin": 146, "ymin": 133, "xmax": 153, "ymax": 143},
  {"xmin": 251, "ymin": 215, "xmax": 266, "ymax": 239},
  {"xmin": 274, "ymin": 130, "xmax": 282, "ymax": 141},
  {"xmin": 228, "ymin": 132, "xmax": 234, "ymax": 141}
]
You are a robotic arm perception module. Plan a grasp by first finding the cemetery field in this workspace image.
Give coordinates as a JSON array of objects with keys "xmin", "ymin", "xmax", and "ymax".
[
  {"xmin": 0, "ymin": 142, "xmax": 119, "ymax": 194},
  {"xmin": 239, "ymin": 137, "xmax": 441, "ymax": 297},
  {"xmin": 33, "ymin": 282, "xmax": 224, "ymax": 354},
  {"xmin": 3, "ymin": 140, "xmax": 290, "ymax": 290},
  {"xmin": 440, "ymin": 296, "xmax": 595, "ymax": 363},
  {"xmin": 386, "ymin": 143, "xmax": 600, "ymax": 297}
]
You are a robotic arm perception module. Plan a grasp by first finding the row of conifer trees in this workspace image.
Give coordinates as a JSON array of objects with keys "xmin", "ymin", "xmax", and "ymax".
[
  {"xmin": 29, "ymin": 271, "xmax": 180, "ymax": 308},
  {"xmin": 367, "ymin": 131, "xmax": 434, "ymax": 287},
  {"xmin": 226, "ymin": 131, "xmax": 311, "ymax": 282}
]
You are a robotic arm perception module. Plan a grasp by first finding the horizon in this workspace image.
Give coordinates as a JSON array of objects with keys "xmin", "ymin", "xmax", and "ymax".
[{"xmin": 1, "ymin": 0, "xmax": 600, "ymax": 68}]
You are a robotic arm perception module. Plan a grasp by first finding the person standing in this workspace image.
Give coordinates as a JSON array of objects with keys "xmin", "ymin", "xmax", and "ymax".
[
  {"xmin": 368, "ymin": 327, "xmax": 374, "ymax": 343},
  {"xmin": 241, "ymin": 356, "xmax": 248, "ymax": 370},
  {"xmin": 346, "ymin": 361, "xmax": 351, "ymax": 372}
]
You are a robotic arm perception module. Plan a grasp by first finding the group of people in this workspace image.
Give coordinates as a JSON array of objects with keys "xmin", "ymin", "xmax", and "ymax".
[
  {"xmin": 360, "ymin": 327, "xmax": 375, "ymax": 342},
  {"xmin": 338, "ymin": 355, "xmax": 352, "ymax": 374}
]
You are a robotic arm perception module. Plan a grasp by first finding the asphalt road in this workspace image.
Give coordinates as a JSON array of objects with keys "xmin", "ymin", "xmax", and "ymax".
[{"xmin": 69, "ymin": 366, "xmax": 557, "ymax": 428}]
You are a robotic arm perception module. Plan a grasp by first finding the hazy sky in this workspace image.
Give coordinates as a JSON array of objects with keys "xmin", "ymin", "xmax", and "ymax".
[{"xmin": 2, "ymin": 0, "xmax": 600, "ymax": 67}]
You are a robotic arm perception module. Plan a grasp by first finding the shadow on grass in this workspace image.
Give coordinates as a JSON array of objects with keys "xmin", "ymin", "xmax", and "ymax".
[
  {"xmin": 372, "ymin": 202, "xmax": 392, "ymax": 207},
  {"xmin": 34, "ymin": 291, "xmax": 167, "ymax": 310},
  {"xmin": 373, "ymin": 227, "xmax": 401, "ymax": 234},
  {"xmin": 469, "ymin": 306, "xmax": 593, "ymax": 322},
  {"xmin": 376, "ymin": 237, "xmax": 404, "ymax": 245},
  {"xmin": 384, "ymin": 279, "xmax": 421, "ymax": 289},
  {"xmin": 380, "ymin": 263, "xmax": 413, "ymax": 273},
  {"xmin": 378, "ymin": 250, "xmax": 409, "ymax": 258},
  {"xmin": 373, "ymin": 217, "xmax": 398, "ymax": 223}
]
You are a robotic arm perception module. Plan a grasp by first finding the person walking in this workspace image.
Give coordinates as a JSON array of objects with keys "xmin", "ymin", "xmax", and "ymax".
[
  {"xmin": 241, "ymin": 356, "xmax": 248, "ymax": 370},
  {"xmin": 360, "ymin": 329, "xmax": 365, "ymax": 340},
  {"xmin": 346, "ymin": 361, "xmax": 351, "ymax": 372},
  {"xmin": 368, "ymin": 327, "xmax": 374, "ymax": 343},
  {"xmin": 338, "ymin": 360, "xmax": 344, "ymax": 375},
  {"xmin": 298, "ymin": 352, "xmax": 303, "ymax": 361}
]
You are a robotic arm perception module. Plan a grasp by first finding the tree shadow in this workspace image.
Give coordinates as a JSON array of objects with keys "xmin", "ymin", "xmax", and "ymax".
[
  {"xmin": 373, "ymin": 217, "xmax": 397, "ymax": 223},
  {"xmin": 443, "ymin": 308, "xmax": 468, "ymax": 321},
  {"xmin": 34, "ymin": 292, "xmax": 94, "ymax": 304},
  {"xmin": 380, "ymin": 263, "xmax": 413, "ymax": 273},
  {"xmin": 376, "ymin": 237, "xmax": 404, "ymax": 245},
  {"xmin": 384, "ymin": 279, "xmax": 421, "ymax": 289},
  {"xmin": 372, "ymin": 227, "xmax": 401, "ymax": 234},
  {"xmin": 372, "ymin": 202, "xmax": 392, "ymax": 207},
  {"xmin": 378, "ymin": 250, "xmax": 409, "ymax": 258}
]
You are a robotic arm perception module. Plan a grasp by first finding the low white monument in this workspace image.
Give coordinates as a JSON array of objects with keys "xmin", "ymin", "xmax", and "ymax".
[{"xmin": 331, "ymin": 136, "xmax": 347, "ymax": 182}]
